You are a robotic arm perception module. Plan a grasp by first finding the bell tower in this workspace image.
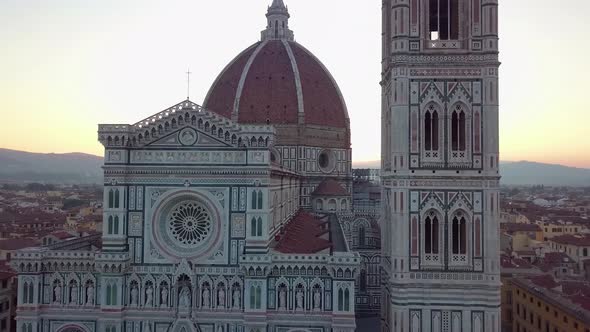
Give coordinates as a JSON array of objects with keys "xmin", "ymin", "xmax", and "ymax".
[{"xmin": 381, "ymin": 0, "xmax": 501, "ymax": 331}]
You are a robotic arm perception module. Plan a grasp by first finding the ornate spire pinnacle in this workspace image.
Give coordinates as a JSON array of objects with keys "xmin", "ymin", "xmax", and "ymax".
[
  {"xmin": 270, "ymin": 0, "xmax": 286, "ymax": 9},
  {"xmin": 261, "ymin": 0, "xmax": 294, "ymax": 41}
]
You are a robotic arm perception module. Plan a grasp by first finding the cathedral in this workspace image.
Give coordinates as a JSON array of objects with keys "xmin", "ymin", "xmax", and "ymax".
[
  {"xmin": 380, "ymin": 0, "xmax": 501, "ymax": 331},
  {"xmin": 11, "ymin": 1, "xmax": 360, "ymax": 332},
  {"xmin": 12, "ymin": 0, "xmax": 502, "ymax": 331}
]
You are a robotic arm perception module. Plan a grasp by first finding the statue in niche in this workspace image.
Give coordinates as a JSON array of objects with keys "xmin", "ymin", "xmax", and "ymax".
[
  {"xmin": 202, "ymin": 287, "xmax": 210, "ymax": 308},
  {"xmin": 179, "ymin": 286, "xmax": 191, "ymax": 308},
  {"xmin": 295, "ymin": 289, "xmax": 304, "ymax": 310},
  {"xmin": 232, "ymin": 288, "xmax": 241, "ymax": 309},
  {"xmin": 145, "ymin": 285, "xmax": 153, "ymax": 306},
  {"xmin": 278, "ymin": 288, "xmax": 286, "ymax": 310},
  {"xmin": 70, "ymin": 284, "xmax": 78, "ymax": 305},
  {"xmin": 160, "ymin": 285, "xmax": 168, "ymax": 307},
  {"xmin": 217, "ymin": 287, "xmax": 225, "ymax": 308},
  {"xmin": 313, "ymin": 288, "xmax": 321, "ymax": 310},
  {"xmin": 53, "ymin": 284, "xmax": 61, "ymax": 304},
  {"xmin": 86, "ymin": 284, "xmax": 94, "ymax": 305},
  {"xmin": 130, "ymin": 285, "xmax": 139, "ymax": 306}
]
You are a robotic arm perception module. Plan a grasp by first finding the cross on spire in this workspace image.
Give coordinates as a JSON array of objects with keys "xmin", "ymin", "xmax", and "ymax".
[{"xmin": 186, "ymin": 68, "xmax": 192, "ymax": 100}]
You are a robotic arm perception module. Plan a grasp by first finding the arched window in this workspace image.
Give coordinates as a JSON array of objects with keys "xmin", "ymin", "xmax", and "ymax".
[
  {"xmin": 274, "ymin": 20, "xmax": 279, "ymax": 38},
  {"xmin": 257, "ymin": 191, "xmax": 263, "ymax": 209},
  {"xmin": 106, "ymin": 284, "xmax": 117, "ymax": 305},
  {"xmin": 27, "ymin": 324, "xmax": 32, "ymax": 332},
  {"xmin": 344, "ymin": 288, "xmax": 350, "ymax": 311},
  {"xmin": 114, "ymin": 189, "xmax": 120, "ymax": 208},
  {"xmin": 359, "ymin": 270, "xmax": 367, "ymax": 292},
  {"xmin": 452, "ymin": 215, "xmax": 467, "ymax": 255},
  {"xmin": 424, "ymin": 215, "xmax": 439, "ymax": 254},
  {"xmin": 251, "ymin": 191, "xmax": 257, "ymax": 210},
  {"xmin": 257, "ymin": 218, "xmax": 263, "ymax": 237},
  {"xmin": 23, "ymin": 282, "xmax": 29, "ymax": 304},
  {"xmin": 113, "ymin": 216, "xmax": 119, "ymax": 235},
  {"xmin": 451, "ymin": 107, "xmax": 466, "ymax": 152},
  {"xmin": 250, "ymin": 218, "xmax": 257, "ymax": 237},
  {"xmin": 28, "ymin": 282, "xmax": 34, "ymax": 303},
  {"xmin": 108, "ymin": 189, "xmax": 114, "ymax": 208},
  {"xmin": 425, "ymin": 112, "xmax": 431, "ymax": 151},
  {"xmin": 424, "ymin": 106, "xmax": 439, "ymax": 151},
  {"xmin": 106, "ymin": 284, "xmax": 112, "ymax": 305},
  {"xmin": 328, "ymin": 199, "xmax": 337, "ymax": 211},
  {"xmin": 250, "ymin": 285, "xmax": 262, "ymax": 309},
  {"xmin": 337, "ymin": 289, "xmax": 344, "ymax": 311},
  {"xmin": 108, "ymin": 216, "xmax": 113, "ymax": 235},
  {"xmin": 358, "ymin": 226, "xmax": 366, "ymax": 247},
  {"xmin": 451, "ymin": 111, "xmax": 458, "ymax": 151},
  {"xmin": 316, "ymin": 200, "xmax": 323, "ymax": 211}
]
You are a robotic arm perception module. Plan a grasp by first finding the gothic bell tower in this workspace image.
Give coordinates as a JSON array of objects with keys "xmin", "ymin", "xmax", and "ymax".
[{"xmin": 380, "ymin": 0, "xmax": 501, "ymax": 331}]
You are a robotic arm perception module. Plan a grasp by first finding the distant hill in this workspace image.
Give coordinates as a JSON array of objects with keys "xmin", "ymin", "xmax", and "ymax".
[
  {"xmin": 1, "ymin": 149, "xmax": 588, "ymax": 186},
  {"xmin": 500, "ymin": 161, "xmax": 590, "ymax": 186},
  {"xmin": 0, "ymin": 148, "xmax": 103, "ymax": 184},
  {"xmin": 352, "ymin": 160, "xmax": 590, "ymax": 186}
]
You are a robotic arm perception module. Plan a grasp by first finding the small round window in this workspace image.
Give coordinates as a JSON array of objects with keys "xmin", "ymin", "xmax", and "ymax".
[{"xmin": 318, "ymin": 150, "xmax": 335, "ymax": 173}]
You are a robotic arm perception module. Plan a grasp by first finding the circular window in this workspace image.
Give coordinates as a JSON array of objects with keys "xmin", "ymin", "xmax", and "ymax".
[
  {"xmin": 167, "ymin": 201, "xmax": 212, "ymax": 246},
  {"xmin": 152, "ymin": 191, "xmax": 221, "ymax": 260},
  {"xmin": 317, "ymin": 150, "xmax": 335, "ymax": 173}
]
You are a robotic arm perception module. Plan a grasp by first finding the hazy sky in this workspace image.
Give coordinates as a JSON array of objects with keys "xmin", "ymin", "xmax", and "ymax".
[{"xmin": 1, "ymin": 0, "xmax": 588, "ymax": 167}]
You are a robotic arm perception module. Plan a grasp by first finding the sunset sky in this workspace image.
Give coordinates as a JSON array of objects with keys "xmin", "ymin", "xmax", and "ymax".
[{"xmin": 0, "ymin": 0, "xmax": 588, "ymax": 168}]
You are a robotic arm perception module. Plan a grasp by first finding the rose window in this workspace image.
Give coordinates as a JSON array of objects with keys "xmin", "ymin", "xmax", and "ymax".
[{"xmin": 167, "ymin": 201, "xmax": 212, "ymax": 245}]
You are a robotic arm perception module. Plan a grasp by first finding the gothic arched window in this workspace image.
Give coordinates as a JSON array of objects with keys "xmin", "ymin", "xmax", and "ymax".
[
  {"xmin": 337, "ymin": 289, "xmax": 344, "ymax": 311},
  {"xmin": 108, "ymin": 216, "xmax": 113, "ymax": 235},
  {"xmin": 358, "ymin": 225, "xmax": 366, "ymax": 247},
  {"xmin": 451, "ymin": 106, "xmax": 467, "ymax": 152},
  {"xmin": 250, "ymin": 285, "xmax": 262, "ymax": 309},
  {"xmin": 424, "ymin": 214, "xmax": 439, "ymax": 254},
  {"xmin": 452, "ymin": 214, "xmax": 467, "ymax": 255},
  {"xmin": 113, "ymin": 216, "xmax": 119, "ymax": 235},
  {"xmin": 108, "ymin": 189, "xmax": 114, "ymax": 208},
  {"xmin": 106, "ymin": 283, "xmax": 117, "ymax": 305},
  {"xmin": 251, "ymin": 191, "xmax": 257, "ymax": 210},
  {"xmin": 23, "ymin": 282, "xmax": 29, "ymax": 304},
  {"xmin": 250, "ymin": 218, "xmax": 257, "ymax": 237},
  {"xmin": 424, "ymin": 106, "xmax": 439, "ymax": 152},
  {"xmin": 114, "ymin": 189, "xmax": 120, "ymax": 209},
  {"xmin": 257, "ymin": 191, "xmax": 263, "ymax": 210},
  {"xmin": 344, "ymin": 288, "xmax": 350, "ymax": 311},
  {"xmin": 256, "ymin": 218, "xmax": 262, "ymax": 237},
  {"xmin": 106, "ymin": 284, "xmax": 112, "ymax": 305}
]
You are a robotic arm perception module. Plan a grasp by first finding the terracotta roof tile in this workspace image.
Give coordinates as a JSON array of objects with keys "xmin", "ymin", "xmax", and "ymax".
[
  {"xmin": 312, "ymin": 179, "xmax": 348, "ymax": 197},
  {"xmin": 204, "ymin": 40, "xmax": 349, "ymax": 129},
  {"xmin": 274, "ymin": 211, "xmax": 331, "ymax": 254}
]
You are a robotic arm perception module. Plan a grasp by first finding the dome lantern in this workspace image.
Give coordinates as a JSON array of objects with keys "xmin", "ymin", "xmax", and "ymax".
[{"xmin": 261, "ymin": 0, "xmax": 294, "ymax": 41}]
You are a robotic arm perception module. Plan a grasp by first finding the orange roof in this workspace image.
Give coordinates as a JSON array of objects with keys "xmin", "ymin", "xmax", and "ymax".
[
  {"xmin": 312, "ymin": 179, "xmax": 348, "ymax": 197},
  {"xmin": 274, "ymin": 211, "xmax": 331, "ymax": 254}
]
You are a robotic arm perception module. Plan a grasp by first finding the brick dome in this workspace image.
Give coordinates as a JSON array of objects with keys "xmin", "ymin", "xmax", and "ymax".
[{"xmin": 203, "ymin": 40, "xmax": 349, "ymax": 129}]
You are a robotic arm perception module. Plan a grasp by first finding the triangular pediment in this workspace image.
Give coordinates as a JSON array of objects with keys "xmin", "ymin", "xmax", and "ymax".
[
  {"xmin": 147, "ymin": 126, "xmax": 233, "ymax": 148},
  {"xmin": 99, "ymin": 100, "xmax": 276, "ymax": 150}
]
